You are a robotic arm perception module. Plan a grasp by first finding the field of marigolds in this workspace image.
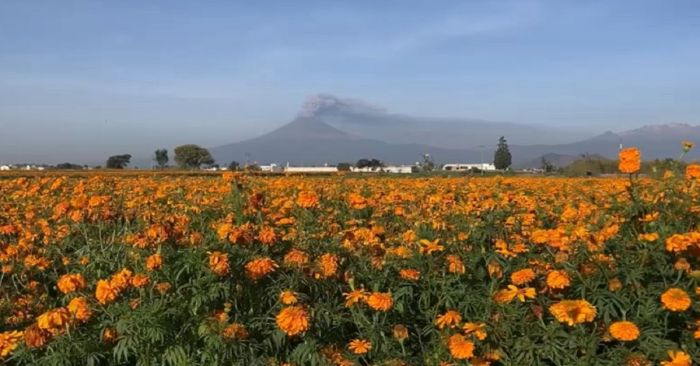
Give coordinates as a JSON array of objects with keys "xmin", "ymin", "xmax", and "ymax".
[{"xmin": 1, "ymin": 148, "xmax": 699, "ymax": 365}]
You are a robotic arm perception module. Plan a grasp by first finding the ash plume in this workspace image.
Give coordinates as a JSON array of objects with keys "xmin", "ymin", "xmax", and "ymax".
[{"xmin": 299, "ymin": 94, "xmax": 386, "ymax": 117}]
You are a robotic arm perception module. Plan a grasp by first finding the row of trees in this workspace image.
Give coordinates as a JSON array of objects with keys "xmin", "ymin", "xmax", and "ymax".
[{"xmin": 106, "ymin": 144, "xmax": 215, "ymax": 169}]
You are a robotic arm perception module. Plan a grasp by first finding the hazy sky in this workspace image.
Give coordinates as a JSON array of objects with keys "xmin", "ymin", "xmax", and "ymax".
[{"xmin": 1, "ymin": 0, "xmax": 699, "ymax": 162}]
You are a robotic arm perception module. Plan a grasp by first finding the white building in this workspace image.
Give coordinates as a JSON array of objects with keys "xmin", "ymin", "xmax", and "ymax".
[
  {"xmin": 260, "ymin": 163, "xmax": 283, "ymax": 173},
  {"xmin": 351, "ymin": 166, "xmax": 414, "ymax": 174},
  {"xmin": 284, "ymin": 166, "xmax": 339, "ymax": 173},
  {"xmin": 443, "ymin": 163, "xmax": 496, "ymax": 171},
  {"xmin": 0, "ymin": 165, "xmax": 11, "ymax": 171}
]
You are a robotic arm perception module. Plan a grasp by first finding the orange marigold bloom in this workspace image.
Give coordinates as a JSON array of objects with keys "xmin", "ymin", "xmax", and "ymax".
[
  {"xmin": 102, "ymin": 328, "xmax": 118, "ymax": 343},
  {"xmin": 661, "ymin": 350, "xmax": 692, "ymax": 366},
  {"xmin": 245, "ymin": 257, "xmax": 278, "ymax": 280},
  {"xmin": 447, "ymin": 334, "xmax": 475, "ymax": 360},
  {"xmin": 36, "ymin": 308, "xmax": 70, "ymax": 333},
  {"xmin": 56, "ymin": 273, "xmax": 87, "ymax": 294},
  {"xmin": 347, "ymin": 339, "xmax": 372, "ymax": 355},
  {"xmin": 494, "ymin": 285, "xmax": 536, "ymax": 304},
  {"xmin": 608, "ymin": 278, "xmax": 623, "ymax": 292},
  {"xmin": 297, "ymin": 191, "xmax": 319, "ymax": 208},
  {"xmin": 366, "ymin": 292, "xmax": 393, "ymax": 312},
  {"xmin": 283, "ymin": 249, "xmax": 310, "ymax": 268},
  {"xmin": 618, "ymin": 147, "xmax": 641, "ymax": 174},
  {"xmin": 487, "ymin": 261, "xmax": 503, "ymax": 279},
  {"xmin": 155, "ymin": 282, "xmax": 171, "ymax": 294},
  {"xmin": 280, "ymin": 290, "xmax": 298, "ymax": 305},
  {"xmin": 686, "ymin": 164, "xmax": 700, "ymax": 180},
  {"xmin": 275, "ymin": 306, "xmax": 310, "ymax": 336},
  {"xmin": 435, "ymin": 310, "xmax": 462, "ymax": 329},
  {"xmin": 463, "ymin": 322, "xmax": 487, "ymax": 340},
  {"xmin": 549, "ymin": 299, "xmax": 597, "ymax": 326},
  {"xmin": 146, "ymin": 254, "xmax": 162, "ymax": 271},
  {"xmin": 316, "ymin": 253, "xmax": 338, "ymax": 279},
  {"xmin": 510, "ymin": 268, "xmax": 536, "ymax": 285},
  {"xmin": 399, "ymin": 268, "xmax": 421, "ymax": 281},
  {"xmin": 258, "ymin": 226, "xmax": 277, "ymax": 245},
  {"xmin": 0, "ymin": 330, "xmax": 23, "ymax": 358},
  {"xmin": 67, "ymin": 297, "xmax": 92, "ymax": 323},
  {"xmin": 23, "ymin": 324, "xmax": 48, "ymax": 349},
  {"xmin": 344, "ymin": 289, "xmax": 368, "ymax": 307},
  {"xmin": 546, "ymin": 270, "xmax": 571, "ymax": 290},
  {"xmin": 608, "ymin": 321, "xmax": 639, "ymax": 341},
  {"xmin": 661, "ymin": 288, "xmax": 691, "ymax": 312},
  {"xmin": 110, "ymin": 268, "xmax": 133, "ymax": 291},
  {"xmin": 222, "ymin": 323, "xmax": 249, "ymax": 340},
  {"xmin": 446, "ymin": 255, "xmax": 466, "ymax": 274},
  {"xmin": 208, "ymin": 251, "xmax": 230, "ymax": 276},
  {"xmin": 131, "ymin": 274, "xmax": 150, "ymax": 288},
  {"xmin": 95, "ymin": 279, "xmax": 119, "ymax": 305}
]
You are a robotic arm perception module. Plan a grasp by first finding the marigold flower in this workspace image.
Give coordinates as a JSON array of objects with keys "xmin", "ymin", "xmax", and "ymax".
[
  {"xmin": 392, "ymin": 324, "xmax": 409, "ymax": 342},
  {"xmin": 110, "ymin": 268, "xmax": 133, "ymax": 291},
  {"xmin": 258, "ymin": 226, "xmax": 277, "ymax": 245},
  {"xmin": 608, "ymin": 321, "xmax": 639, "ymax": 341},
  {"xmin": 23, "ymin": 324, "xmax": 48, "ymax": 349},
  {"xmin": 618, "ymin": 147, "xmax": 641, "ymax": 174},
  {"xmin": 297, "ymin": 191, "xmax": 319, "ymax": 208},
  {"xmin": 510, "ymin": 268, "xmax": 536, "ymax": 285},
  {"xmin": 344, "ymin": 289, "xmax": 368, "ymax": 307},
  {"xmin": 546, "ymin": 270, "xmax": 571, "ymax": 290},
  {"xmin": 315, "ymin": 253, "xmax": 338, "ymax": 279},
  {"xmin": 549, "ymin": 299, "xmax": 597, "ymax": 326},
  {"xmin": 686, "ymin": 164, "xmax": 700, "ymax": 180},
  {"xmin": 102, "ymin": 328, "xmax": 118, "ymax": 343},
  {"xmin": 661, "ymin": 288, "xmax": 691, "ymax": 312},
  {"xmin": 146, "ymin": 253, "xmax": 162, "ymax": 271},
  {"xmin": 366, "ymin": 292, "xmax": 393, "ymax": 311},
  {"xmin": 155, "ymin": 282, "xmax": 171, "ymax": 294},
  {"xmin": 435, "ymin": 310, "xmax": 462, "ymax": 329},
  {"xmin": 447, "ymin": 334, "xmax": 474, "ymax": 360},
  {"xmin": 222, "ymin": 323, "xmax": 249, "ymax": 340},
  {"xmin": 446, "ymin": 255, "xmax": 465, "ymax": 274},
  {"xmin": 399, "ymin": 268, "xmax": 421, "ymax": 281},
  {"xmin": 0, "ymin": 330, "xmax": 23, "ymax": 358},
  {"xmin": 283, "ymin": 249, "xmax": 310, "ymax": 268},
  {"xmin": 347, "ymin": 339, "xmax": 372, "ymax": 354},
  {"xmin": 245, "ymin": 257, "xmax": 278, "ymax": 280},
  {"xmin": 682, "ymin": 140, "xmax": 695, "ymax": 153},
  {"xmin": 661, "ymin": 350, "xmax": 691, "ymax": 366},
  {"xmin": 67, "ymin": 297, "xmax": 92, "ymax": 322},
  {"xmin": 208, "ymin": 251, "xmax": 230, "ymax": 276},
  {"xmin": 280, "ymin": 290, "xmax": 298, "ymax": 305},
  {"xmin": 131, "ymin": 274, "xmax": 150, "ymax": 288},
  {"xmin": 487, "ymin": 261, "xmax": 503, "ymax": 279},
  {"xmin": 57, "ymin": 273, "xmax": 86, "ymax": 294},
  {"xmin": 275, "ymin": 306, "xmax": 310, "ymax": 336},
  {"xmin": 95, "ymin": 279, "xmax": 119, "ymax": 305},
  {"xmin": 463, "ymin": 322, "xmax": 487, "ymax": 340}
]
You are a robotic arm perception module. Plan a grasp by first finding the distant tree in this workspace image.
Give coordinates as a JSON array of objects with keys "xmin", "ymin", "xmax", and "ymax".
[
  {"xmin": 228, "ymin": 161, "xmax": 240, "ymax": 171},
  {"xmin": 493, "ymin": 136, "xmax": 512, "ymax": 170},
  {"xmin": 337, "ymin": 162, "xmax": 352, "ymax": 172},
  {"xmin": 106, "ymin": 154, "xmax": 132, "ymax": 169},
  {"xmin": 541, "ymin": 157, "xmax": 554, "ymax": 173},
  {"xmin": 154, "ymin": 149, "xmax": 169, "ymax": 169},
  {"xmin": 174, "ymin": 144, "xmax": 214, "ymax": 169},
  {"xmin": 356, "ymin": 158, "xmax": 383, "ymax": 170},
  {"xmin": 420, "ymin": 153, "xmax": 435, "ymax": 172},
  {"xmin": 55, "ymin": 162, "xmax": 83, "ymax": 170},
  {"xmin": 356, "ymin": 159, "xmax": 371, "ymax": 168},
  {"xmin": 245, "ymin": 164, "xmax": 261, "ymax": 172}
]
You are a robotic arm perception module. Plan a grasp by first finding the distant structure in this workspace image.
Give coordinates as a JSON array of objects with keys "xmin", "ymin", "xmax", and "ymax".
[
  {"xmin": 443, "ymin": 163, "xmax": 496, "ymax": 171},
  {"xmin": 0, "ymin": 165, "xmax": 11, "ymax": 171},
  {"xmin": 284, "ymin": 166, "xmax": 338, "ymax": 173},
  {"xmin": 260, "ymin": 163, "xmax": 283, "ymax": 173},
  {"xmin": 352, "ymin": 165, "xmax": 413, "ymax": 174}
]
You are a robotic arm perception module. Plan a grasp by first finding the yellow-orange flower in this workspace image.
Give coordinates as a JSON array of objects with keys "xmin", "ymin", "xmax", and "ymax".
[
  {"xmin": 510, "ymin": 268, "xmax": 536, "ymax": 285},
  {"xmin": 57, "ymin": 273, "xmax": 86, "ymax": 294},
  {"xmin": 208, "ymin": 251, "xmax": 230, "ymax": 276},
  {"xmin": 95, "ymin": 279, "xmax": 119, "ymax": 305},
  {"xmin": 344, "ymin": 289, "xmax": 368, "ymax": 307},
  {"xmin": 366, "ymin": 292, "xmax": 393, "ymax": 312},
  {"xmin": 549, "ymin": 299, "xmax": 597, "ymax": 326},
  {"xmin": 146, "ymin": 253, "xmax": 162, "ymax": 271},
  {"xmin": 131, "ymin": 274, "xmax": 150, "ymax": 288},
  {"xmin": 618, "ymin": 147, "xmax": 641, "ymax": 174},
  {"xmin": 67, "ymin": 297, "xmax": 92, "ymax": 322},
  {"xmin": 222, "ymin": 323, "xmax": 249, "ymax": 340},
  {"xmin": 435, "ymin": 310, "xmax": 462, "ymax": 329},
  {"xmin": 315, "ymin": 253, "xmax": 338, "ymax": 279},
  {"xmin": 546, "ymin": 270, "xmax": 571, "ymax": 290},
  {"xmin": 347, "ymin": 339, "xmax": 372, "ymax": 354},
  {"xmin": 245, "ymin": 257, "xmax": 278, "ymax": 280},
  {"xmin": 0, "ymin": 330, "xmax": 23, "ymax": 358},
  {"xmin": 23, "ymin": 324, "xmax": 48, "ymax": 349},
  {"xmin": 280, "ymin": 290, "xmax": 298, "ymax": 305},
  {"xmin": 36, "ymin": 308, "xmax": 70, "ymax": 333},
  {"xmin": 661, "ymin": 350, "xmax": 691, "ymax": 366},
  {"xmin": 661, "ymin": 288, "xmax": 691, "ymax": 312},
  {"xmin": 392, "ymin": 324, "xmax": 409, "ymax": 342},
  {"xmin": 447, "ymin": 334, "xmax": 475, "ymax": 360},
  {"xmin": 283, "ymin": 249, "xmax": 310, "ymax": 268},
  {"xmin": 446, "ymin": 255, "xmax": 466, "ymax": 274},
  {"xmin": 686, "ymin": 164, "xmax": 700, "ymax": 180},
  {"xmin": 608, "ymin": 321, "xmax": 639, "ymax": 341},
  {"xmin": 297, "ymin": 191, "xmax": 319, "ymax": 208},
  {"xmin": 275, "ymin": 306, "xmax": 310, "ymax": 336},
  {"xmin": 463, "ymin": 322, "xmax": 487, "ymax": 340},
  {"xmin": 399, "ymin": 268, "xmax": 421, "ymax": 281}
]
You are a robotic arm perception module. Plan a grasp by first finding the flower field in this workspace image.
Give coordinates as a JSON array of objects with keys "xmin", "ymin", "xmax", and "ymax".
[{"xmin": 1, "ymin": 161, "xmax": 700, "ymax": 365}]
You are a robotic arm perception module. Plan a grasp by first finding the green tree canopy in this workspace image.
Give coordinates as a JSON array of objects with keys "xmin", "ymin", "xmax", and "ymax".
[
  {"xmin": 106, "ymin": 154, "xmax": 131, "ymax": 169},
  {"xmin": 174, "ymin": 145, "xmax": 214, "ymax": 169},
  {"xmin": 154, "ymin": 149, "xmax": 169, "ymax": 169},
  {"xmin": 493, "ymin": 136, "xmax": 512, "ymax": 170}
]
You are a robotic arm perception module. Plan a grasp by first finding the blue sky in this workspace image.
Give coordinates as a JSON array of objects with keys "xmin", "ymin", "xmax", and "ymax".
[{"xmin": 1, "ymin": 0, "xmax": 699, "ymax": 161}]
